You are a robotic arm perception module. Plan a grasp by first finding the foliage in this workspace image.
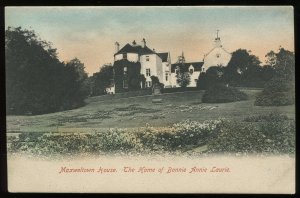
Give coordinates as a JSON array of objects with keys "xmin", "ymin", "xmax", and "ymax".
[
  {"xmin": 9, "ymin": 116, "xmax": 294, "ymax": 156},
  {"xmin": 90, "ymin": 64, "xmax": 114, "ymax": 96},
  {"xmin": 273, "ymin": 47, "xmax": 295, "ymax": 81},
  {"xmin": 255, "ymin": 76, "xmax": 295, "ymax": 106},
  {"xmin": 176, "ymin": 72, "xmax": 191, "ymax": 88},
  {"xmin": 137, "ymin": 120, "xmax": 221, "ymax": 151},
  {"xmin": 8, "ymin": 119, "xmax": 222, "ymax": 155},
  {"xmin": 223, "ymin": 49, "xmax": 262, "ymax": 87},
  {"xmin": 202, "ymin": 84, "xmax": 248, "ymax": 103},
  {"xmin": 113, "ymin": 59, "xmax": 144, "ymax": 92},
  {"xmin": 5, "ymin": 27, "xmax": 88, "ymax": 115},
  {"xmin": 197, "ymin": 66, "xmax": 224, "ymax": 89},
  {"xmin": 208, "ymin": 117, "xmax": 295, "ymax": 154},
  {"xmin": 243, "ymin": 112, "xmax": 289, "ymax": 122},
  {"xmin": 150, "ymin": 75, "xmax": 164, "ymax": 89}
]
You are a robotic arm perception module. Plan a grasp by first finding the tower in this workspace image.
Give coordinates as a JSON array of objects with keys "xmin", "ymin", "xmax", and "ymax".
[{"xmin": 214, "ymin": 30, "xmax": 222, "ymax": 48}]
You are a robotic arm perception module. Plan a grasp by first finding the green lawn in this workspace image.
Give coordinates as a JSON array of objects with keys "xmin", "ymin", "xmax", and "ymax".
[{"xmin": 6, "ymin": 88, "xmax": 295, "ymax": 133}]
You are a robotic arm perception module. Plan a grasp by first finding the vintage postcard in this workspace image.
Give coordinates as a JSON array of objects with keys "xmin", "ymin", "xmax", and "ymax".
[{"xmin": 5, "ymin": 6, "xmax": 295, "ymax": 193}]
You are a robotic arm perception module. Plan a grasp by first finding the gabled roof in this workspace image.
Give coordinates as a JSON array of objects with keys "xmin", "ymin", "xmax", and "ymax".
[
  {"xmin": 115, "ymin": 44, "xmax": 156, "ymax": 55},
  {"xmin": 171, "ymin": 62, "xmax": 204, "ymax": 73},
  {"xmin": 157, "ymin": 52, "xmax": 169, "ymax": 62}
]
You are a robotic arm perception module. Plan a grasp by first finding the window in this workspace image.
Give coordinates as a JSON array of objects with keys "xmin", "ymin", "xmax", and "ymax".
[
  {"xmin": 146, "ymin": 68, "xmax": 151, "ymax": 77},
  {"xmin": 175, "ymin": 68, "xmax": 179, "ymax": 75},
  {"xmin": 189, "ymin": 68, "xmax": 194, "ymax": 74},
  {"xmin": 146, "ymin": 81, "xmax": 152, "ymax": 88},
  {"xmin": 123, "ymin": 79, "xmax": 128, "ymax": 89},
  {"xmin": 123, "ymin": 53, "xmax": 127, "ymax": 59},
  {"xmin": 146, "ymin": 56, "xmax": 150, "ymax": 61},
  {"xmin": 216, "ymin": 53, "xmax": 221, "ymax": 58},
  {"xmin": 202, "ymin": 68, "xmax": 205, "ymax": 72},
  {"xmin": 124, "ymin": 67, "xmax": 128, "ymax": 75},
  {"xmin": 165, "ymin": 73, "xmax": 169, "ymax": 81}
]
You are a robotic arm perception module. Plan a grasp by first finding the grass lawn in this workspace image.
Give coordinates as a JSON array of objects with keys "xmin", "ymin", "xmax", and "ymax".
[{"xmin": 6, "ymin": 88, "xmax": 295, "ymax": 133}]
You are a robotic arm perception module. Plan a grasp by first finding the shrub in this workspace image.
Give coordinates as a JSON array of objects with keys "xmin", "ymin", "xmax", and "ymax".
[
  {"xmin": 255, "ymin": 77, "xmax": 295, "ymax": 106},
  {"xmin": 244, "ymin": 112, "xmax": 289, "ymax": 122},
  {"xmin": 202, "ymin": 84, "xmax": 248, "ymax": 103},
  {"xmin": 207, "ymin": 119, "xmax": 295, "ymax": 154},
  {"xmin": 137, "ymin": 120, "xmax": 221, "ymax": 151}
]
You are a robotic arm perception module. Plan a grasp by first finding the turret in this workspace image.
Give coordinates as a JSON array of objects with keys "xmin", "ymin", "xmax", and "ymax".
[{"xmin": 214, "ymin": 30, "xmax": 222, "ymax": 48}]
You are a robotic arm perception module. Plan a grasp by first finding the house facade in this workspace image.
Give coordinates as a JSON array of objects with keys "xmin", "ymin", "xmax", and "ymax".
[
  {"xmin": 109, "ymin": 32, "xmax": 231, "ymax": 93},
  {"xmin": 112, "ymin": 39, "xmax": 172, "ymax": 93},
  {"xmin": 202, "ymin": 32, "xmax": 232, "ymax": 72}
]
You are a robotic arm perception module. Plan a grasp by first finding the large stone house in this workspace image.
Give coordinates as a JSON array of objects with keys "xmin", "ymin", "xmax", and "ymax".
[
  {"xmin": 112, "ymin": 39, "xmax": 171, "ymax": 93},
  {"xmin": 108, "ymin": 32, "xmax": 232, "ymax": 93}
]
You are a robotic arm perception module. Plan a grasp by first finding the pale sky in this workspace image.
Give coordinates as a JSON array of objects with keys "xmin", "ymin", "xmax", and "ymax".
[{"xmin": 5, "ymin": 6, "xmax": 294, "ymax": 75}]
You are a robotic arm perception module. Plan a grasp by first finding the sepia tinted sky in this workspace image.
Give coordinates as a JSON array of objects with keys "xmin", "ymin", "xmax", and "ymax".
[{"xmin": 5, "ymin": 6, "xmax": 294, "ymax": 75}]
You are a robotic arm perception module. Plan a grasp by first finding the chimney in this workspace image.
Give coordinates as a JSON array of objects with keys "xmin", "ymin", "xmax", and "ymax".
[
  {"xmin": 153, "ymin": 48, "xmax": 155, "ymax": 52},
  {"xmin": 115, "ymin": 42, "xmax": 120, "ymax": 53},
  {"xmin": 132, "ymin": 40, "xmax": 137, "ymax": 46},
  {"xmin": 142, "ymin": 38, "xmax": 146, "ymax": 48}
]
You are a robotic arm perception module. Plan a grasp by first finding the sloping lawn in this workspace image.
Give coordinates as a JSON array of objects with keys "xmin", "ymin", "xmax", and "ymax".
[{"xmin": 6, "ymin": 88, "xmax": 295, "ymax": 133}]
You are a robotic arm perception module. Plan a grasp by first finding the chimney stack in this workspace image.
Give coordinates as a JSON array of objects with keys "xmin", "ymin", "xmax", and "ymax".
[
  {"xmin": 132, "ymin": 40, "xmax": 137, "ymax": 46},
  {"xmin": 142, "ymin": 38, "xmax": 146, "ymax": 48},
  {"xmin": 115, "ymin": 42, "xmax": 120, "ymax": 53}
]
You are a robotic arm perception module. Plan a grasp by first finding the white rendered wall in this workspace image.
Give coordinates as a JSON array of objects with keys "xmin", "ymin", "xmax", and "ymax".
[
  {"xmin": 202, "ymin": 47, "xmax": 231, "ymax": 72},
  {"xmin": 127, "ymin": 53, "xmax": 139, "ymax": 62},
  {"xmin": 187, "ymin": 71, "xmax": 200, "ymax": 87},
  {"xmin": 114, "ymin": 54, "xmax": 123, "ymax": 61},
  {"xmin": 162, "ymin": 62, "xmax": 172, "ymax": 87},
  {"xmin": 140, "ymin": 54, "xmax": 161, "ymax": 83}
]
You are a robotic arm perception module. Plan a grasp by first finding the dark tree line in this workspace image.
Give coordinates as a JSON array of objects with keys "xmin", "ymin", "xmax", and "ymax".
[
  {"xmin": 197, "ymin": 49, "xmax": 276, "ymax": 89},
  {"xmin": 197, "ymin": 48, "xmax": 294, "ymax": 106},
  {"xmin": 6, "ymin": 27, "xmax": 89, "ymax": 115}
]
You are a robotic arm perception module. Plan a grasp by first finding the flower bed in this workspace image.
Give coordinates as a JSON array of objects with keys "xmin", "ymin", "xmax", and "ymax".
[{"xmin": 8, "ymin": 115, "xmax": 295, "ymax": 156}]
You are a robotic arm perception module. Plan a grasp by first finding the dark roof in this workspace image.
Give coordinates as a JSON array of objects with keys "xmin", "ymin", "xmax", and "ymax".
[
  {"xmin": 157, "ymin": 52, "xmax": 169, "ymax": 62},
  {"xmin": 115, "ymin": 44, "xmax": 155, "ymax": 55},
  {"xmin": 171, "ymin": 62, "xmax": 204, "ymax": 73}
]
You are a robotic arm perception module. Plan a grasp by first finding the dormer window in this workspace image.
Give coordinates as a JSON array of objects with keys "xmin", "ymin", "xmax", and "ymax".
[
  {"xmin": 146, "ymin": 56, "xmax": 150, "ymax": 61},
  {"xmin": 123, "ymin": 53, "xmax": 127, "ymax": 59},
  {"xmin": 189, "ymin": 68, "xmax": 194, "ymax": 74}
]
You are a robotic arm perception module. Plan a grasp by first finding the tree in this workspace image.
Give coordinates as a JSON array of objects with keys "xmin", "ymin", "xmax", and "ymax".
[
  {"xmin": 63, "ymin": 58, "xmax": 89, "ymax": 108},
  {"xmin": 150, "ymin": 75, "xmax": 164, "ymax": 90},
  {"xmin": 265, "ymin": 50, "xmax": 277, "ymax": 66},
  {"xmin": 90, "ymin": 64, "xmax": 114, "ymax": 96},
  {"xmin": 197, "ymin": 66, "xmax": 224, "ymax": 89},
  {"xmin": 176, "ymin": 72, "xmax": 190, "ymax": 88},
  {"xmin": 5, "ymin": 27, "xmax": 88, "ymax": 114},
  {"xmin": 223, "ymin": 49, "xmax": 261, "ymax": 86},
  {"xmin": 273, "ymin": 47, "xmax": 295, "ymax": 81},
  {"xmin": 255, "ymin": 47, "xmax": 295, "ymax": 106}
]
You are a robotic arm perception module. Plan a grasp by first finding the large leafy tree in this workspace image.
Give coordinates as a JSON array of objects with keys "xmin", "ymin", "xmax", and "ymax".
[
  {"xmin": 255, "ymin": 47, "xmax": 295, "ymax": 106},
  {"xmin": 6, "ymin": 27, "xmax": 88, "ymax": 114},
  {"xmin": 90, "ymin": 64, "xmax": 114, "ymax": 96},
  {"xmin": 63, "ymin": 58, "xmax": 89, "ymax": 107},
  {"xmin": 223, "ymin": 49, "xmax": 261, "ymax": 86}
]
